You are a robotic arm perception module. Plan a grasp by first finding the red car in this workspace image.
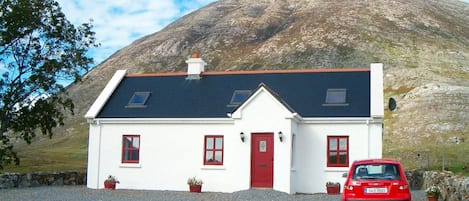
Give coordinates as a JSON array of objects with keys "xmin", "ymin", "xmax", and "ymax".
[{"xmin": 342, "ymin": 159, "xmax": 412, "ymax": 201}]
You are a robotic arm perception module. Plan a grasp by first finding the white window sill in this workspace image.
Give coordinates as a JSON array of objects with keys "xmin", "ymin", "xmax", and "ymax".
[
  {"xmin": 119, "ymin": 163, "xmax": 142, "ymax": 168},
  {"xmin": 201, "ymin": 165, "xmax": 226, "ymax": 170},
  {"xmin": 325, "ymin": 167, "xmax": 348, "ymax": 172}
]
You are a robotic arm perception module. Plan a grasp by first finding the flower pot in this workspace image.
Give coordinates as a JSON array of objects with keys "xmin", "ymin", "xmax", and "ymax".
[
  {"xmin": 189, "ymin": 185, "xmax": 202, "ymax": 193},
  {"xmin": 427, "ymin": 195, "xmax": 438, "ymax": 201},
  {"xmin": 326, "ymin": 184, "xmax": 340, "ymax": 194},
  {"xmin": 104, "ymin": 181, "xmax": 116, "ymax": 190}
]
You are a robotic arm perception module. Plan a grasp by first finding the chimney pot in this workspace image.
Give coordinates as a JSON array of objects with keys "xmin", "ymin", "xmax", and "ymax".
[{"xmin": 192, "ymin": 52, "xmax": 199, "ymax": 58}]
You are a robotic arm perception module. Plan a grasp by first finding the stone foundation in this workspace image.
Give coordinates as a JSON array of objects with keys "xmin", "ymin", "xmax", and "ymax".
[{"xmin": 0, "ymin": 172, "xmax": 86, "ymax": 189}]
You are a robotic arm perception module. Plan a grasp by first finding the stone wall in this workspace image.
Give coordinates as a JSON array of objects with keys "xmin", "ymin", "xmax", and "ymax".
[
  {"xmin": 0, "ymin": 172, "xmax": 86, "ymax": 189},
  {"xmin": 406, "ymin": 169, "xmax": 425, "ymax": 190},
  {"xmin": 423, "ymin": 171, "xmax": 469, "ymax": 201}
]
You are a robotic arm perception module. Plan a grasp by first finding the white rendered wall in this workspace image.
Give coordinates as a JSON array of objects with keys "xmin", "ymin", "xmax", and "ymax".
[
  {"xmin": 87, "ymin": 80, "xmax": 383, "ymax": 194},
  {"xmin": 289, "ymin": 121, "xmax": 300, "ymax": 194},
  {"xmin": 232, "ymin": 88, "xmax": 295, "ymax": 194},
  {"xmin": 368, "ymin": 122, "xmax": 383, "ymax": 158},
  {"xmin": 293, "ymin": 121, "xmax": 380, "ymax": 194},
  {"xmin": 87, "ymin": 88, "xmax": 295, "ymax": 193},
  {"xmin": 87, "ymin": 123, "xmax": 102, "ymax": 189},
  {"xmin": 90, "ymin": 121, "xmax": 247, "ymax": 192}
]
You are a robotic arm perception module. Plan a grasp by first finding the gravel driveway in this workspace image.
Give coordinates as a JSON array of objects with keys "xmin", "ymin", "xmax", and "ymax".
[{"xmin": 0, "ymin": 186, "xmax": 428, "ymax": 201}]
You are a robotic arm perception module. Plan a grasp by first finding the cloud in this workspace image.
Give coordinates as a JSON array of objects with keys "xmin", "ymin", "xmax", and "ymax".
[{"xmin": 56, "ymin": 0, "xmax": 216, "ymax": 65}]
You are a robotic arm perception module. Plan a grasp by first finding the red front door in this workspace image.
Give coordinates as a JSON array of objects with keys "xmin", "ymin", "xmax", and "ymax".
[{"xmin": 251, "ymin": 133, "xmax": 274, "ymax": 188}]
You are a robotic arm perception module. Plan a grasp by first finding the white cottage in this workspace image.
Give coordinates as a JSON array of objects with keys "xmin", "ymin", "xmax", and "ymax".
[{"xmin": 85, "ymin": 55, "xmax": 384, "ymax": 194}]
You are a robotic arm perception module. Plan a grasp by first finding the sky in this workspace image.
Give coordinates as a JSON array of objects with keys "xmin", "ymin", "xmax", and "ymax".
[
  {"xmin": 57, "ymin": 0, "xmax": 468, "ymax": 67},
  {"xmin": 56, "ymin": 0, "xmax": 217, "ymax": 66}
]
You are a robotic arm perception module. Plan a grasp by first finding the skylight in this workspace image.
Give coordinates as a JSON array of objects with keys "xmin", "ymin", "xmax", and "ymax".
[
  {"xmin": 126, "ymin": 92, "xmax": 151, "ymax": 108},
  {"xmin": 324, "ymin": 89, "xmax": 348, "ymax": 106},
  {"xmin": 228, "ymin": 90, "xmax": 252, "ymax": 106}
]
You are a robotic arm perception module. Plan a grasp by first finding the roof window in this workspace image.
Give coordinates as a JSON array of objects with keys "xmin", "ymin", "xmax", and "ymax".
[
  {"xmin": 126, "ymin": 92, "xmax": 151, "ymax": 108},
  {"xmin": 228, "ymin": 90, "xmax": 252, "ymax": 107},
  {"xmin": 323, "ymin": 89, "xmax": 348, "ymax": 106}
]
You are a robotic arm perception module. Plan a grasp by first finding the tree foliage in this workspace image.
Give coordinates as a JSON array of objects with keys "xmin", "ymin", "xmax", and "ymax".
[{"xmin": 0, "ymin": 0, "xmax": 98, "ymax": 169}]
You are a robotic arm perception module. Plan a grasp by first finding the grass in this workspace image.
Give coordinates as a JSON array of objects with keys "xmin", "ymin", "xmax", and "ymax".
[
  {"xmin": 425, "ymin": 164, "xmax": 469, "ymax": 177},
  {"xmin": 2, "ymin": 124, "xmax": 88, "ymax": 173},
  {"xmin": 383, "ymin": 134, "xmax": 469, "ymax": 176}
]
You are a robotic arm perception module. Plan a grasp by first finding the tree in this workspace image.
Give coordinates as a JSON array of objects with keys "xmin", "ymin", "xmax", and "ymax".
[{"xmin": 0, "ymin": 0, "xmax": 98, "ymax": 169}]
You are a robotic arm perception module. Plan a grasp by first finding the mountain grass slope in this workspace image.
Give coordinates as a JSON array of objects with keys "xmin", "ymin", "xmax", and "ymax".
[{"xmin": 3, "ymin": 0, "xmax": 469, "ymax": 173}]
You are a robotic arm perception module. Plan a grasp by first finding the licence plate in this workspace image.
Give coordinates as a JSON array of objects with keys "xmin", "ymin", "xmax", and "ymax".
[{"xmin": 365, "ymin": 187, "xmax": 388, "ymax": 194}]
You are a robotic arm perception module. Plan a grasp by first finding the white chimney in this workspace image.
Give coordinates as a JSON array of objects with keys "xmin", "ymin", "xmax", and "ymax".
[{"xmin": 186, "ymin": 52, "xmax": 206, "ymax": 80}]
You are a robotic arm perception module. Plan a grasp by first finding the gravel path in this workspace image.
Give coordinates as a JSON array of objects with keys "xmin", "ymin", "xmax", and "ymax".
[{"xmin": 0, "ymin": 186, "xmax": 428, "ymax": 201}]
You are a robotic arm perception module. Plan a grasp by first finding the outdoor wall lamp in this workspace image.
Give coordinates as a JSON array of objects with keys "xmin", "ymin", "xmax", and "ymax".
[
  {"xmin": 240, "ymin": 132, "xmax": 245, "ymax": 142},
  {"xmin": 278, "ymin": 131, "xmax": 283, "ymax": 142}
]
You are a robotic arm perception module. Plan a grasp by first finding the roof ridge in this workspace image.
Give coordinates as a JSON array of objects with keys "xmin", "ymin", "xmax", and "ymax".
[{"xmin": 126, "ymin": 68, "xmax": 370, "ymax": 77}]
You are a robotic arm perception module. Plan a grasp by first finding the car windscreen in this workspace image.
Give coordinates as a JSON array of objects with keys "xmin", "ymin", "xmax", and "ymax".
[{"xmin": 352, "ymin": 163, "xmax": 401, "ymax": 180}]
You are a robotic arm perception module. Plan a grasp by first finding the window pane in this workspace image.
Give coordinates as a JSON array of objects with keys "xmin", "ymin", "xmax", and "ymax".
[
  {"xmin": 214, "ymin": 151, "xmax": 222, "ymax": 162},
  {"xmin": 259, "ymin": 140, "xmax": 267, "ymax": 152},
  {"xmin": 124, "ymin": 150, "xmax": 130, "ymax": 160},
  {"xmin": 130, "ymin": 94, "xmax": 145, "ymax": 104},
  {"xmin": 339, "ymin": 152, "xmax": 347, "ymax": 164},
  {"xmin": 132, "ymin": 150, "xmax": 139, "ymax": 160},
  {"xmin": 329, "ymin": 138, "xmax": 337, "ymax": 150},
  {"xmin": 124, "ymin": 137, "xmax": 132, "ymax": 148},
  {"xmin": 133, "ymin": 137, "xmax": 140, "ymax": 148},
  {"xmin": 230, "ymin": 90, "xmax": 251, "ymax": 105},
  {"xmin": 128, "ymin": 92, "xmax": 150, "ymax": 105},
  {"xmin": 326, "ymin": 89, "xmax": 346, "ymax": 104},
  {"xmin": 339, "ymin": 138, "xmax": 347, "ymax": 150},
  {"xmin": 206, "ymin": 138, "xmax": 214, "ymax": 149},
  {"xmin": 215, "ymin": 137, "xmax": 223, "ymax": 149},
  {"xmin": 205, "ymin": 151, "xmax": 213, "ymax": 162},
  {"xmin": 329, "ymin": 152, "xmax": 337, "ymax": 163}
]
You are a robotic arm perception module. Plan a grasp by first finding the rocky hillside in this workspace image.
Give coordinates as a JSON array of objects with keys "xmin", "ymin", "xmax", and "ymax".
[{"xmin": 24, "ymin": 0, "xmax": 469, "ymax": 171}]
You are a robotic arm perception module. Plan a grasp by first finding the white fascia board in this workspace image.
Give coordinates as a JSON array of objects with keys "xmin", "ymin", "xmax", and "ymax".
[
  {"xmin": 370, "ymin": 63, "xmax": 384, "ymax": 118},
  {"xmin": 89, "ymin": 118, "xmax": 234, "ymax": 125},
  {"xmin": 301, "ymin": 117, "xmax": 382, "ymax": 124},
  {"xmin": 230, "ymin": 85, "xmax": 294, "ymax": 119},
  {"xmin": 286, "ymin": 112, "xmax": 302, "ymax": 123},
  {"xmin": 84, "ymin": 70, "xmax": 127, "ymax": 119}
]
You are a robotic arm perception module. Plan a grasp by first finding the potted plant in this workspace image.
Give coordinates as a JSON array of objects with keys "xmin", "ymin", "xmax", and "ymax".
[
  {"xmin": 425, "ymin": 185, "xmax": 440, "ymax": 201},
  {"xmin": 187, "ymin": 176, "xmax": 203, "ymax": 193},
  {"xmin": 104, "ymin": 175, "xmax": 119, "ymax": 190},
  {"xmin": 326, "ymin": 181, "xmax": 341, "ymax": 194}
]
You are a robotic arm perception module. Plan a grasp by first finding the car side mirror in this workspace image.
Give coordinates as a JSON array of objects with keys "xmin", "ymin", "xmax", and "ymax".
[{"xmin": 342, "ymin": 173, "xmax": 348, "ymax": 178}]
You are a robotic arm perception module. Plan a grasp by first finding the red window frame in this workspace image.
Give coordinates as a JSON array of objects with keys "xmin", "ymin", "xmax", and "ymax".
[
  {"xmin": 327, "ymin": 136, "xmax": 349, "ymax": 167},
  {"xmin": 204, "ymin": 135, "xmax": 224, "ymax": 165},
  {"xmin": 122, "ymin": 135, "xmax": 140, "ymax": 163}
]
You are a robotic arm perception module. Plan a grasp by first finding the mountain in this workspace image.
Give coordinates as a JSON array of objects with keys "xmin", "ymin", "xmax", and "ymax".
[{"xmin": 7, "ymin": 0, "xmax": 469, "ymax": 172}]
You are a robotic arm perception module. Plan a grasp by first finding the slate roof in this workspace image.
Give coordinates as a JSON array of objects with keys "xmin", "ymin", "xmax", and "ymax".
[{"xmin": 96, "ymin": 69, "xmax": 371, "ymax": 118}]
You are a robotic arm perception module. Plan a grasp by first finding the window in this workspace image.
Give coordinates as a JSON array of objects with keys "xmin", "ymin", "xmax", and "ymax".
[
  {"xmin": 352, "ymin": 164, "xmax": 401, "ymax": 180},
  {"xmin": 324, "ymin": 89, "xmax": 348, "ymax": 106},
  {"xmin": 228, "ymin": 90, "xmax": 252, "ymax": 106},
  {"xmin": 204, "ymin": 136, "xmax": 223, "ymax": 165},
  {"xmin": 122, "ymin": 135, "xmax": 140, "ymax": 163},
  {"xmin": 126, "ymin": 92, "xmax": 150, "ymax": 108},
  {"xmin": 327, "ymin": 136, "xmax": 349, "ymax": 167}
]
